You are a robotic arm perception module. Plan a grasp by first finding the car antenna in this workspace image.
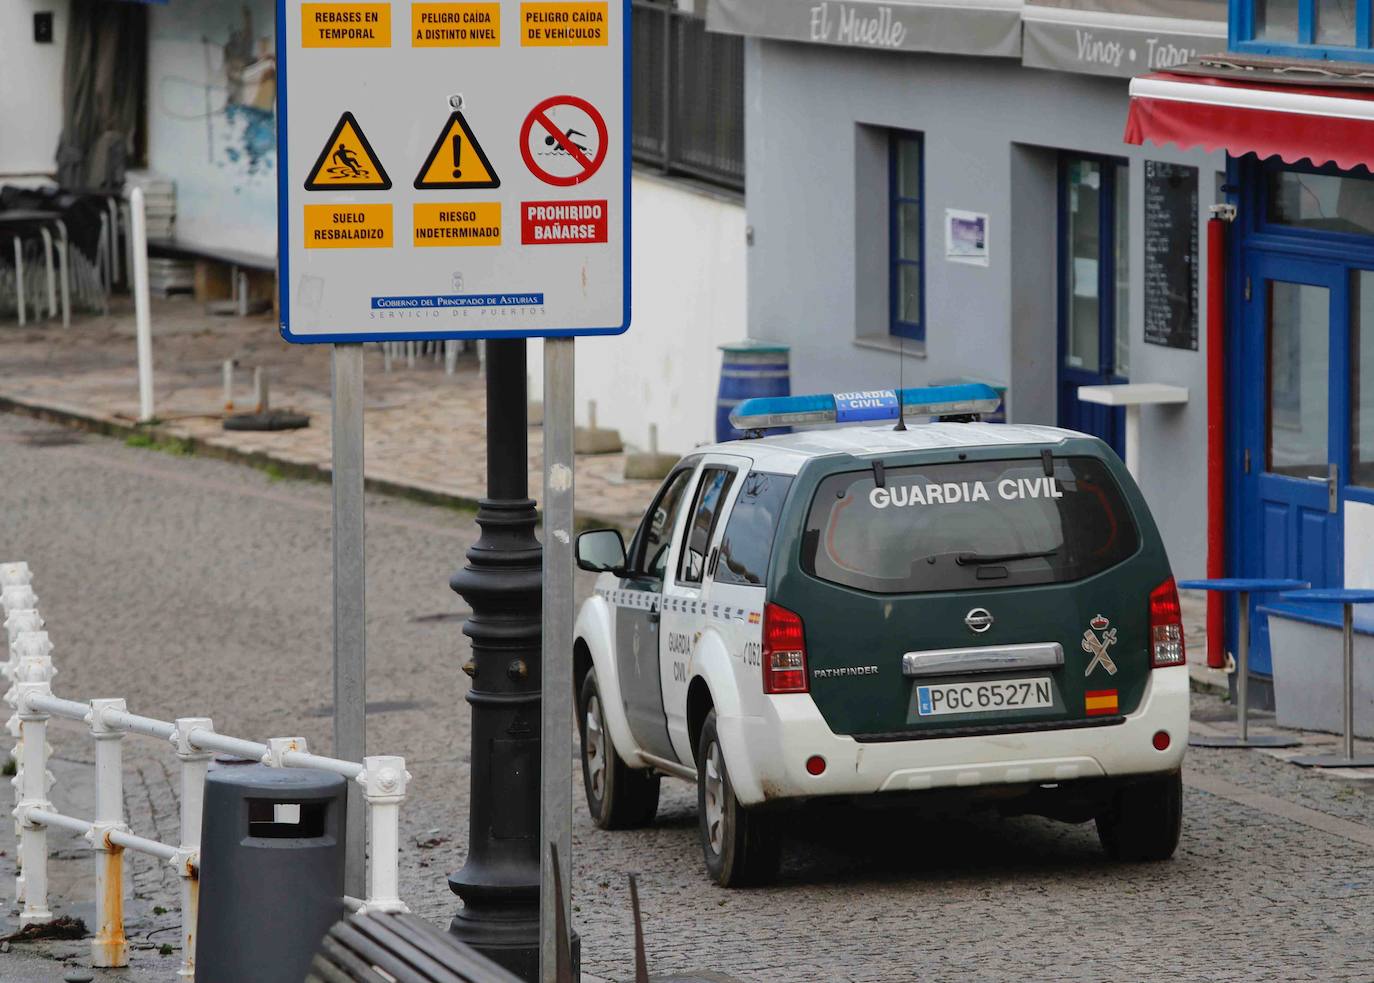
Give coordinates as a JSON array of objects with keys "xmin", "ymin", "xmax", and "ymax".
[{"xmin": 893, "ymin": 334, "xmax": 907, "ymax": 431}]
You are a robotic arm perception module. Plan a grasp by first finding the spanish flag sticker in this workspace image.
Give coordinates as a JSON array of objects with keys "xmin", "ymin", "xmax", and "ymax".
[{"xmin": 1085, "ymin": 689, "xmax": 1119, "ymax": 716}]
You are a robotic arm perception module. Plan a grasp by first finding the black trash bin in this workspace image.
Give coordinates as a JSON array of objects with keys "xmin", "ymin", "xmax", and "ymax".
[{"xmin": 195, "ymin": 763, "xmax": 348, "ymax": 983}]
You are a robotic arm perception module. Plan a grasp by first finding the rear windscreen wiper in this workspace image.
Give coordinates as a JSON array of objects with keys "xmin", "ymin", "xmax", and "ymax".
[{"xmin": 955, "ymin": 548, "xmax": 1058, "ymax": 566}]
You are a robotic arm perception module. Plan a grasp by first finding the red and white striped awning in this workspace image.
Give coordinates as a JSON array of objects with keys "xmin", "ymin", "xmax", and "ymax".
[{"xmin": 1125, "ymin": 72, "xmax": 1374, "ymax": 170}]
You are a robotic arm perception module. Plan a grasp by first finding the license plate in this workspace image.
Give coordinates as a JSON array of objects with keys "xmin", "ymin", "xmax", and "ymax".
[{"xmin": 914, "ymin": 677, "xmax": 1054, "ymax": 717}]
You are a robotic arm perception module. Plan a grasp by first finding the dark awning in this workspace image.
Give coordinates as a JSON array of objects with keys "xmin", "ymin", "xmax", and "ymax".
[
  {"xmin": 705, "ymin": 0, "xmax": 1022, "ymax": 59},
  {"xmin": 1022, "ymin": 0, "xmax": 1225, "ymax": 78}
]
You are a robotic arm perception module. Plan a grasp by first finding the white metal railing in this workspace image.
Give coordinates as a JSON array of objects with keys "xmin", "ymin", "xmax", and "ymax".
[{"xmin": 1, "ymin": 562, "xmax": 411, "ymax": 977}]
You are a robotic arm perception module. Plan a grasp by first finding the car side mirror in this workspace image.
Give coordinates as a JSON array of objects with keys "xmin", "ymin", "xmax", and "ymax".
[{"xmin": 576, "ymin": 529, "xmax": 627, "ymax": 574}]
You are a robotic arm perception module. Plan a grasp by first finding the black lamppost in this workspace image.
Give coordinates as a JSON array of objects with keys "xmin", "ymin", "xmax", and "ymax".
[{"xmin": 448, "ymin": 338, "xmax": 543, "ymax": 980}]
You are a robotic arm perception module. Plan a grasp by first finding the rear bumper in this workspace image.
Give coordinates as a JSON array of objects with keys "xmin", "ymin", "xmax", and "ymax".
[{"xmin": 718, "ymin": 665, "xmax": 1188, "ymax": 807}]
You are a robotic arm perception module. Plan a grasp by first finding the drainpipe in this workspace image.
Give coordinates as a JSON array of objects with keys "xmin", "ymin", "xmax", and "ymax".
[{"xmin": 1206, "ymin": 206, "xmax": 1235, "ymax": 670}]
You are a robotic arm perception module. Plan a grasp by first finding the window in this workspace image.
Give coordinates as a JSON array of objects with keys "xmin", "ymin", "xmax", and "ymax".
[
  {"xmin": 1234, "ymin": 0, "xmax": 1373, "ymax": 59},
  {"xmin": 1353, "ymin": 271, "xmax": 1374, "ymax": 486},
  {"xmin": 801, "ymin": 458, "xmax": 1140, "ymax": 595},
  {"xmin": 889, "ymin": 132, "xmax": 924, "ymax": 341},
  {"xmin": 1061, "ymin": 156, "xmax": 1130, "ymax": 379},
  {"xmin": 629, "ymin": 465, "xmax": 697, "ymax": 580},
  {"xmin": 715, "ymin": 473, "xmax": 793, "ymax": 587},
  {"xmin": 677, "ymin": 468, "xmax": 734, "ymax": 586},
  {"xmin": 1265, "ymin": 166, "xmax": 1374, "ymax": 237}
]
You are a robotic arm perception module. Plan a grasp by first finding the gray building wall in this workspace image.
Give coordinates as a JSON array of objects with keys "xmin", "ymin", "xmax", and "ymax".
[{"xmin": 743, "ymin": 38, "xmax": 1223, "ymax": 576}]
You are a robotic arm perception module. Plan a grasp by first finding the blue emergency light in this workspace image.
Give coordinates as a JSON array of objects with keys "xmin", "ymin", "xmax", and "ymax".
[{"xmin": 728, "ymin": 383, "xmax": 1002, "ymax": 431}]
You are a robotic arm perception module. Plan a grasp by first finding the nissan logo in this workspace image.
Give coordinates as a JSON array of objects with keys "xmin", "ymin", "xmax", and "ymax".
[{"xmin": 965, "ymin": 608, "xmax": 994, "ymax": 633}]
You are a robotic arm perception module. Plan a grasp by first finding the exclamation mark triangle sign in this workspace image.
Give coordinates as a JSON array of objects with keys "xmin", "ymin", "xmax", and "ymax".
[{"xmin": 414, "ymin": 111, "xmax": 500, "ymax": 190}]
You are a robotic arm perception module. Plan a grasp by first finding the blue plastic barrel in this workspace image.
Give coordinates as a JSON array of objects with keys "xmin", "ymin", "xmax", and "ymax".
[{"xmin": 716, "ymin": 341, "xmax": 791, "ymax": 442}]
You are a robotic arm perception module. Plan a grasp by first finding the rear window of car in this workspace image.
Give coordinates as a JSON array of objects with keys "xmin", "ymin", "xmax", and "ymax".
[
  {"xmin": 714, "ymin": 472, "xmax": 793, "ymax": 587},
  {"xmin": 801, "ymin": 457, "xmax": 1139, "ymax": 594}
]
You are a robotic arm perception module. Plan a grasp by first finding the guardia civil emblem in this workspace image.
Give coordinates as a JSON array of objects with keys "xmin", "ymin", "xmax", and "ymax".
[{"xmin": 1082, "ymin": 614, "xmax": 1118, "ymax": 677}]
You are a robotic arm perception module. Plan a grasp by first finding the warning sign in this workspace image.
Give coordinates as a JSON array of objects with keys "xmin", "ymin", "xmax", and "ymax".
[
  {"xmin": 301, "ymin": 3, "xmax": 393, "ymax": 47},
  {"xmin": 412, "ymin": 3, "xmax": 500, "ymax": 46},
  {"xmin": 519, "ymin": 95, "xmax": 608, "ymax": 187},
  {"xmin": 278, "ymin": 0, "xmax": 629, "ymax": 342},
  {"xmin": 520, "ymin": 2, "xmax": 608, "ymax": 45},
  {"xmin": 304, "ymin": 204, "xmax": 394, "ymax": 248},
  {"xmin": 414, "ymin": 203, "xmax": 502, "ymax": 246},
  {"xmin": 414, "ymin": 112, "xmax": 501, "ymax": 190},
  {"xmin": 521, "ymin": 200, "xmax": 606, "ymax": 244},
  {"xmin": 305, "ymin": 113, "xmax": 392, "ymax": 190}
]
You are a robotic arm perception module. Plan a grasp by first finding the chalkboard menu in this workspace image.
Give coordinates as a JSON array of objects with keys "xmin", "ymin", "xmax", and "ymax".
[{"xmin": 1143, "ymin": 161, "xmax": 1199, "ymax": 351}]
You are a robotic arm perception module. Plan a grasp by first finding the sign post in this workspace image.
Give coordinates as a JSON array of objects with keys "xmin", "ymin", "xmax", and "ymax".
[
  {"xmin": 330, "ymin": 343, "xmax": 367, "ymax": 899},
  {"xmin": 540, "ymin": 337, "xmax": 575, "ymax": 982},
  {"xmin": 275, "ymin": 1, "xmax": 629, "ymax": 977}
]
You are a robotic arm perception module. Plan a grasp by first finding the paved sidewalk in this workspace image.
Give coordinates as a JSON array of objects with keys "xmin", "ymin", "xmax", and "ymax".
[{"xmin": 0, "ymin": 297, "xmax": 659, "ymax": 528}]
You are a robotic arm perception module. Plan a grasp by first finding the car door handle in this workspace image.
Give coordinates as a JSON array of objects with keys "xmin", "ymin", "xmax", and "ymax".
[{"xmin": 648, "ymin": 607, "xmax": 660, "ymax": 625}]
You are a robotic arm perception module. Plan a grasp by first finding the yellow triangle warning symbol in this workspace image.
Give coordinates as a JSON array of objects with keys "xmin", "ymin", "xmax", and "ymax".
[
  {"xmin": 414, "ymin": 111, "xmax": 500, "ymax": 190},
  {"xmin": 304, "ymin": 112, "xmax": 392, "ymax": 191}
]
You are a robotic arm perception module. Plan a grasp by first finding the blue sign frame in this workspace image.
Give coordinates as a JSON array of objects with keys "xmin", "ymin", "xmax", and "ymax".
[{"xmin": 274, "ymin": 0, "xmax": 633, "ymax": 344}]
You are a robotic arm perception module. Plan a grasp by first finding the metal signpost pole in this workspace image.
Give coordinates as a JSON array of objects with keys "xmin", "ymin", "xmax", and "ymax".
[
  {"xmin": 540, "ymin": 338, "xmax": 575, "ymax": 982},
  {"xmin": 331, "ymin": 343, "xmax": 367, "ymax": 899}
]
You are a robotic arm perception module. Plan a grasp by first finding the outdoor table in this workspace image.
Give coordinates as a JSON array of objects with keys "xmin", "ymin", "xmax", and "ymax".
[
  {"xmin": 1178, "ymin": 577, "xmax": 1309, "ymax": 748},
  {"xmin": 1278, "ymin": 588, "xmax": 1374, "ymax": 768},
  {"xmin": 0, "ymin": 209, "xmax": 69, "ymax": 327},
  {"xmin": 1076, "ymin": 383, "xmax": 1188, "ymax": 478}
]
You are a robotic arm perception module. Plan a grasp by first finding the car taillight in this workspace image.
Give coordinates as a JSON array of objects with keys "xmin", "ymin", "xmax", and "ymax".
[
  {"xmin": 1149, "ymin": 576, "xmax": 1186, "ymax": 668},
  {"xmin": 763, "ymin": 602, "xmax": 808, "ymax": 693}
]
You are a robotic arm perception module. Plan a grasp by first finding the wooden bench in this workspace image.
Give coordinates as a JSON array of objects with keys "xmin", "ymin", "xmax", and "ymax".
[{"xmin": 307, "ymin": 910, "xmax": 525, "ymax": 983}]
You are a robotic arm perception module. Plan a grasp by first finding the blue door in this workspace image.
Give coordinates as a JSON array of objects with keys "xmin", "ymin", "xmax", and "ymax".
[
  {"xmin": 1058, "ymin": 155, "xmax": 1129, "ymax": 455},
  {"xmin": 1238, "ymin": 254, "xmax": 1346, "ymax": 674}
]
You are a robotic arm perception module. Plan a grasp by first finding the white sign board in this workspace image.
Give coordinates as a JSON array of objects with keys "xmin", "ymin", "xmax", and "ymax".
[{"xmin": 275, "ymin": 0, "xmax": 629, "ymax": 343}]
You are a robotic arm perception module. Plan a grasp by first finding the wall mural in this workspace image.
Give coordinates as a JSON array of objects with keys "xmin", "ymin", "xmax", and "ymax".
[{"xmin": 150, "ymin": 0, "xmax": 277, "ymax": 256}]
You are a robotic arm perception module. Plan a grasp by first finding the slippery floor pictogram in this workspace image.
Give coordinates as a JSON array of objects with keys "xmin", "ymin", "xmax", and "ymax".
[{"xmin": 304, "ymin": 112, "xmax": 393, "ymax": 190}]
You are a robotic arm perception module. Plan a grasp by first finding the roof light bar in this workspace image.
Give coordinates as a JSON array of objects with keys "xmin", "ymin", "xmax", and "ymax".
[{"xmin": 729, "ymin": 384, "xmax": 1002, "ymax": 431}]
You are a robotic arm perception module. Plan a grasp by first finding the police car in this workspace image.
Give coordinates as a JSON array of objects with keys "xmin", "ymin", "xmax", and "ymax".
[{"xmin": 572, "ymin": 384, "xmax": 1188, "ymax": 887}]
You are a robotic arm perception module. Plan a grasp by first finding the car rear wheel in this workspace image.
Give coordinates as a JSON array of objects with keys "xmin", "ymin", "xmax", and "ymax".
[
  {"xmin": 1096, "ymin": 772, "xmax": 1182, "ymax": 862},
  {"xmin": 578, "ymin": 671, "xmax": 660, "ymax": 829},
  {"xmin": 696, "ymin": 710, "xmax": 780, "ymax": 888}
]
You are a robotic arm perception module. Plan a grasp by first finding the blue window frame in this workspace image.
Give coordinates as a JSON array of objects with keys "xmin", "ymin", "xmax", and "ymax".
[
  {"xmin": 889, "ymin": 132, "xmax": 925, "ymax": 342},
  {"xmin": 1231, "ymin": 0, "xmax": 1374, "ymax": 62}
]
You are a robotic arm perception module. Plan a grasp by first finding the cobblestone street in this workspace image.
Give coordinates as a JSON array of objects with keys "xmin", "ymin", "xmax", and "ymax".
[{"xmin": 2, "ymin": 413, "xmax": 1372, "ymax": 982}]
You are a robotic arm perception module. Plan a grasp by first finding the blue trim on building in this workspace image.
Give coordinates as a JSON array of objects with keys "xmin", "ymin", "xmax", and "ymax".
[
  {"xmin": 1229, "ymin": 0, "xmax": 1374, "ymax": 64},
  {"xmin": 888, "ymin": 130, "xmax": 925, "ymax": 343}
]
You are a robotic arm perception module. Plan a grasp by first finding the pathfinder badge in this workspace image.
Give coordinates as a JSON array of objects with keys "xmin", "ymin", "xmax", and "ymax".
[{"xmin": 1082, "ymin": 614, "xmax": 1118, "ymax": 677}]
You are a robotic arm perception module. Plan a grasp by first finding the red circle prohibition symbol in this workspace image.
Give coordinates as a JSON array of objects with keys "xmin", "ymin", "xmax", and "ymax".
[{"xmin": 519, "ymin": 94, "xmax": 609, "ymax": 187}]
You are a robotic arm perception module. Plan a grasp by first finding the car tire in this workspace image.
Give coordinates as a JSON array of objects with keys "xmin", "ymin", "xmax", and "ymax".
[
  {"xmin": 1096, "ymin": 771, "xmax": 1183, "ymax": 862},
  {"xmin": 696, "ymin": 710, "xmax": 780, "ymax": 888},
  {"xmin": 578, "ymin": 671, "xmax": 660, "ymax": 830}
]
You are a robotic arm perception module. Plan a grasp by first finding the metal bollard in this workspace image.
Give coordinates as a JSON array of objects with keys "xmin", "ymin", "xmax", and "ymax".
[
  {"xmin": 88, "ymin": 698, "xmax": 129, "ymax": 967},
  {"xmin": 222, "ymin": 360, "xmax": 236, "ymax": 413},
  {"xmin": 173, "ymin": 718, "xmax": 213, "ymax": 979},
  {"xmin": 360, "ymin": 756, "xmax": 410, "ymax": 914},
  {"xmin": 12, "ymin": 638, "xmax": 55, "ymax": 925}
]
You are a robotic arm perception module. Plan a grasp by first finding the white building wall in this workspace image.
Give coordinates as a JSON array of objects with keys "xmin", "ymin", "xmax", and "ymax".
[
  {"xmin": 531, "ymin": 171, "xmax": 748, "ymax": 457},
  {"xmin": 0, "ymin": 0, "xmax": 69, "ymax": 177}
]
